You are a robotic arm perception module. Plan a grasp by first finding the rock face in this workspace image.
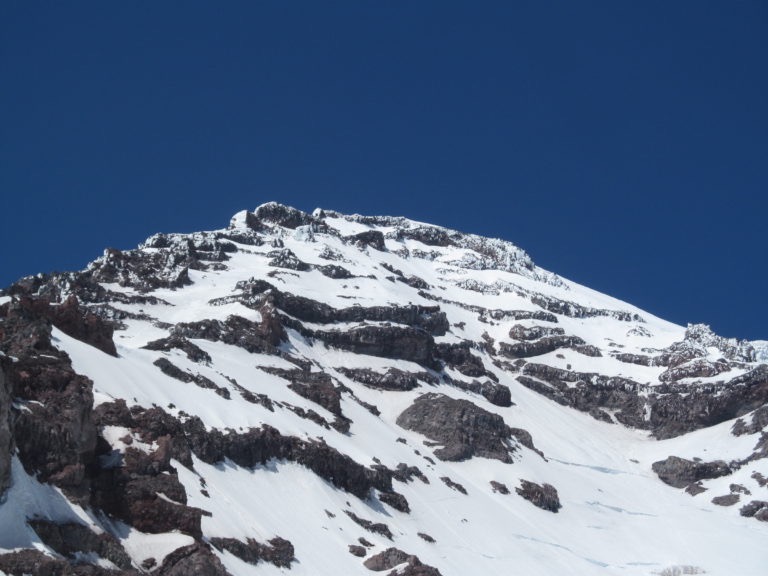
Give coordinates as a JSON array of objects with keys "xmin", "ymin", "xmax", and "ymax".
[
  {"xmin": 396, "ymin": 393, "xmax": 531, "ymax": 463},
  {"xmin": 0, "ymin": 358, "xmax": 12, "ymax": 496},
  {"xmin": 363, "ymin": 548, "xmax": 443, "ymax": 575},
  {"xmin": 515, "ymin": 480, "xmax": 562, "ymax": 512},
  {"xmin": 652, "ymin": 456, "xmax": 732, "ymax": 489},
  {"xmin": 209, "ymin": 536, "xmax": 295, "ymax": 568}
]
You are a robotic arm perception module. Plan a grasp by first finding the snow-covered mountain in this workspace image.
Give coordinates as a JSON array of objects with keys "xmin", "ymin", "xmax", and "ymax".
[{"xmin": 0, "ymin": 201, "xmax": 766, "ymax": 576}]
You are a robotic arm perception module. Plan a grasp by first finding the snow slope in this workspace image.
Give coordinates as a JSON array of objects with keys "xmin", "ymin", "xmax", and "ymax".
[{"xmin": 1, "ymin": 202, "xmax": 766, "ymax": 575}]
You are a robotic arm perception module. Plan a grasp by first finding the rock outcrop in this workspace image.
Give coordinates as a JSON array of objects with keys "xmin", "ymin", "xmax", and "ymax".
[{"xmin": 396, "ymin": 393, "xmax": 533, "ymax": 463}]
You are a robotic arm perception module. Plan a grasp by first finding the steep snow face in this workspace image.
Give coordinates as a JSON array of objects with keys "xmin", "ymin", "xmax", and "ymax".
[{"xmin": 1, "ymin": 202, "xmax": 766, "ymax": 576}]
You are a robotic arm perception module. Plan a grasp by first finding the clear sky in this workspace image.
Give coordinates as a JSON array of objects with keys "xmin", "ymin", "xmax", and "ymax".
[{"xmin": 1, "ymin": 1, "xmax": 766, "ymax": 340}]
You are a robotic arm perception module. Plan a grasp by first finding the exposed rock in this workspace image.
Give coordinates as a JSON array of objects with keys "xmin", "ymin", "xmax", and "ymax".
[
  {"xmin": 508, "ymin": 324, "xmax": 565, "ymax": 341},
  {"xmin": 349, "ymin": 545, "xmax": 367, "ymax": 557},
  {"xmin": 732, "ymin": 405, "xmax": 768, "ymax": 436},
  {"xmin": 393, "ymin": 463, "xmax": 429, "ymax": 484},
  {"xmin": 363, "ymin": 547, "xmax": 443, "ymax": 575},
  {"xmin": 338, "ymin": 367, "xmax": 432, "ymax": 391},
  {"xmin": 209, "ymin": 536, "xmax": 294, "ymax": 568},
  {"xmin": 0, "ymin": 300, "xmax": 98, "ymax": 504},
  {"xmin": 515, "ymin": 480, "xmax": 561, "ymax": 512},
  {"xmin": 445, "ymin": 376, "xmax": 512, "ymax": 408},
  {"xmin": 0, "ymin": 358, "xmax": 12, "ymax": 496},
  {"xmin": 393, "ymin": 226, "xmax": 455, "ymax": 247},
  {"xmin": 652, "ymin": 456, "xmax": 732, "ymax": 489},
  {"xmin": 316, "ymin": 325, "xmax": 438, "ymax": 369},
  {"xmin": 172, "ymin": 313, "xmax": 285, "ymax": 354},
  {"xmin": 439, "ymin": 476, "xmax": 467, "ymax": 494},
  {"xmin": 120, "ymin": 407, "xmax": 395, "ymax": 500},
  {"xmin": 730, "ymin": 483, "xmax": 751, "ymax": 495},
  {"xmin": 0, "ymin": 548, "xmax": 138, "ymax": 575},
  {"xmin": 397, "ymin": 393, "xmax": 531, "ymax": 463},
  {"xmin": 344, "ymin": 510, "xmax": 393, "ymax": 539},
  {"xmin": 490, "ymin": 480, "xmax": 510, "ymax": 494},
  {"xmin": 251, "ymin": 202, "xmax": 318, "ymax": 229},
  {"xmin": 267, "ymin": 248, "xmax": 310, "ymax": 271},
  {"xmin": 379, "ymin": 491, "xmax": 411, "ymax": 513},
  {"xmin": 155, "ymin": 543, "xmax": 232, "ymax": 576},
  {"xmin": 364, "ymin": 547, "xmax": 414, "ymax": 571},
  {"xmin": 345, "ymin": 230, "xmax": 386, "ymax": 251},
  {"xmin": 711, "ymin": 494, "xmax": 740, "ymax": 506},
  {"xmin": 434, "ymin": 342, "xmax": 497, "ymax": 380},
  {"xmin": 317, "ymin": 264, "xmax": 353, "ymax": 279},
  {"xmin": 28, "ymin": 519, "xmax": 133, "ymax": 570},
  {"xmin": 685, "ymin": 482, "xmax": 707, "ymax": 496},
  {"xmin": 47, "ymin": 296, "xmax": 117, "ymax": 356},
  {"xmin": 659, "ymin": 357, "xmax": 730, "ymax": 383},
  {"xmin": 499, "ymin": 335, "xmax": 590, "ymax": 359},
  {"xmin": 152, "ymin": 358, "xmax": 230, "ymax": 399},
  {"xmin": 90, "ymin": 441, "xmax": 204, "ymax": 538},
  {"xmin": 739, "ymin": 500, "xmax": 768, "ymax": 521},
  {"xmin": 143, "ymin": 335, "xmax": 212, "ymax": 363},
  {"xmin": 519, "ymin": 362, "xmax": 768, "ymax": 439},
  {"xmin": 417, "ymin": 532, "xmax": 435, "ymax": 543}
]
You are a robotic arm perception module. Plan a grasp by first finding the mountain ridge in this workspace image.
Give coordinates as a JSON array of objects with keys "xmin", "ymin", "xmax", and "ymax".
[{"xmin": 0, "ymin": 201, "xmax": 765, "ymax": 575}]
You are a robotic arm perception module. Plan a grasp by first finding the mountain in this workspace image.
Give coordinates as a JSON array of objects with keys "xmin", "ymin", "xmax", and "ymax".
[{"xmin": 0, "ymin": 201, "xmax": 766, "ymax": 576}]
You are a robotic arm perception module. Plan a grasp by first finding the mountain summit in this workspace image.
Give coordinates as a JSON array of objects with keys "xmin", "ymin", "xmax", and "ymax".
[{"xmin": 0, "ymin": 202, "xmax": 766, "ymax": 575}]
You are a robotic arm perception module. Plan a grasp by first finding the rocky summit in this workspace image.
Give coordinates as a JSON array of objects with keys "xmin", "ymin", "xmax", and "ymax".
[{"xmin": 0, "ymin": 201, "xmax": 766, "ymax": 576}]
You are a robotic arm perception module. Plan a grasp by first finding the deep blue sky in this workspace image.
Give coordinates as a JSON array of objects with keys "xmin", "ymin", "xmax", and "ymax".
[{"xmin": 1, "ymin": 2, "xmax": 766, "ymax": 339}]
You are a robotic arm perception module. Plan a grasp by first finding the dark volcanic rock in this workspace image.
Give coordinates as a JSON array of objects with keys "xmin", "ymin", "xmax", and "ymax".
[
  {"xmin": 499, "ymin": 335, "xmax": 589, "ymax": 359},
  {"xmin": 439, "ymin": 476, "xmax": 467, "ymax": 494},
  {"xmin": 338, "ymin": 367, "xmax": 435, "ymax": 391},
  {"xmin": 363, "ymin": 547, "xmax": 443, "ymax": 575},
  {"xmin": 344, "ymin": 510, "xmax": 393, "ymax": 539},
  {"xmin": 316, "ymin": 325, "xmax": 438, "ymax": 369},
  {"xmin": 652, "ymin": 456, "xmax": 732, "ymax": 489},
  {"xmin": 156, "ymin": 543, "xmax": 231, "ymax": 576},
  {"xmin": 434, "ymin": 342, "xmax": 497, "ymax": 379},
  {"xmin": 317, "ymin": 264, "xmax": 353, "ymax": 279},
  {"xmin": 732, "ymin": 405, "xmax": 768, "ymax": 436},
  {"xmin": 227, "ymin": 279, "xmax": 449, "ymax": 335},
  {"xmin": 124, "ymin": 408, "xmax": 395, "ymax": 500},
  {"xmin": 29, "ymin": 519, "xmax": 133, "ymax": 570},
  {"xmin": 0, "ymin": 358, "xmax": 12, "ymax": 495},
  {"xmin": 2, "ymin": 295, "xmax": 116, "ymax": 356},
  {"xmin": 349, "ymin": 545, "xmax": 367, "ymax": 557},
  {"xmin": 143, "ymin": 335, "xmax": 212, "ymax": 363},
  {"xmin": 252, "ymin": 202, "xmax": 316, "ymax": 229},
  {"xmin": 711, "ymin": 494, "xmax": 740, "ymax": 506},
  {"xmin": 445, "ymin": 376, "xmax": 512, "ymax": 408},
  {"xmin": 48, "ymin": 296, "xmax": 117, "ymax": 356},
  {"xmin": 379, "ymin": 490, "xmax": 411, "ymax": 513},
  {"xmin": 363, "ymin": 547, "xmax": 414, "ymax": 571},
  {"xmin": 508, "ymin": 324, "xmax": 565, "ymax": 341},
  {"xmin": 0, "ymin": 299, "xmax": 98, "ymax": 503},
  {"xmin": 267, "ymin": 248, "xmax": 310, "ymax": 271},
  {"xmin": 490, "ymin": 480, "xmax": 510, "ymax": 494},
  {"xmin": 346, "ymin": 230, "xmax": 386, "ymax": 251},
  {"xmin": 0, "ymin": 548, "xmax": 139, "ymax": 575},
  {"xmin": 393, "ymin": 463, "xmax": 429, "ymax": 484},
  {"xmin": 209, "ymin": 536, "xmax": 294, "ymax": 568},
  {"xmin": 396, "ymin": 393, "xmax": 522, "ymax": 463},
  {"xmin": 739, "ymin": 500, "xmax": 768, "ymax": 521},
  {"xmin": 515, "ymin": 480, "xmax": 562, "ymax": 512},
  {"xmin": 172, "ymin": 311, "xmax": 285, "ymax": 354}
]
